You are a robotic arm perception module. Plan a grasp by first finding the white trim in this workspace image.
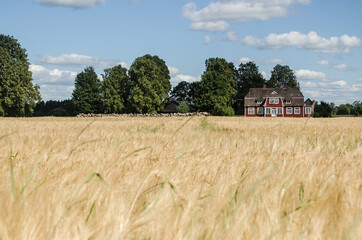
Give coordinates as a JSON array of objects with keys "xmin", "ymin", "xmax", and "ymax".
[
  {"xmin": 266, "ymin": 107, "xmax": 270, "ymax": 115},
  {"xmin": 294, "ymin": 107, "xmax": 301, "ymax": 114},
  {"xmin": 286, "ymin": 107, "xmax": 292, "ymax": 115},
  {"xmin": 271, "ymin": 108, "xmax": 277, "ymax": 117},
  {"xmin": 248, "ymin": 107, "xmax": 255, "ymax": 115},
  {"xmin": 305, "ymin": 107, "xmax": 311, "ymax": 115}
]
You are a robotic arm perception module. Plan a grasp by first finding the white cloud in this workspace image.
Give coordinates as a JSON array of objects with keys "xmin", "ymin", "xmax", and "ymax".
[
  {"xmin": 168, "ymin": 66, "xmax": 200, "ymax": 84},
  {"xmin": 38, "ymin": 85, "xmax": 75, "ymax": 101},
  {"xmin": 238, "ymin": 57, "xmax": 252, "ymax": 64},
  {"xmin": 168, "ymin": 66, "xmax": 180, "ymax": 76},
  {"xmin": 242, "ymin": 31, "xmax": 361, "ymax": 53},
  {"xmin": 203, "ymin": 35, "xmax": 211, "ymax": 44},
  {"xmin": 36, "ymin": 0, "xmax": 106, "ymax": 9},
  {"xmin": 226, "ymin": 31, "xmax": 238, "ymax": 43},
  {"xmin": 37, "ymin": 53, "xmax": 128, "ymax": 69},
  {"xmin": 295, "ymin": 69, "xmax": 327, "ymax": 80},
  {"xmin": 300, "ymin": 81, "xmax": 318, "ymax": 87},
  {"xmin": 171, "ymin": 74, "xmax": 200, "ymax": 84},
  {"xmin": 190, "ymin": 21, "xmax": 230, "ymax": 32},
  {"xmin": 331, "ymin": 80, "xmax": 347, "ymax": 87},
  {"xmin": 30, "ymin": 64, "xmax": 77, "ymax": 85},
  {"xmin": 182, "ymin": 1, "xmax": 311, "ymax": 32},
  {"xmin": 316, "ymin": 60, "xmax": 329, "ymax": 66},
  {"xmin": 30, "ymin": 64, "xmax": 78, "ymax": 100},
  {"xmin": 333, "ymin": 64, "xmax": 347, "ymax": 70},
  {"xmin": 358, "ymin": 78, "xmax": 362, "ymax": 82},
  {"xmin": 261, "ymin": 71, "xmax": 269, "ymax": 79}
]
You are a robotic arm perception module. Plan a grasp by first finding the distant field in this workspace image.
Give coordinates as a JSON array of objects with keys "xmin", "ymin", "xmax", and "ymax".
[{"xmin": 0, "ymin": 117, "xmax": 361, "ymax": 239}]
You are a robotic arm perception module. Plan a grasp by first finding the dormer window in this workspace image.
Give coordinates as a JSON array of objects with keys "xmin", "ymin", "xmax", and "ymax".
[
  {"xmin": 271, "ymin": 91, "xmax": 278, "ymax": 95},
  {"xmin": 286, "ymin": 100, "xmax": 291, "ymax": 104},
  {"xmin": 269, "ymin": 97, "xmax": 279, "ymax": 104}
]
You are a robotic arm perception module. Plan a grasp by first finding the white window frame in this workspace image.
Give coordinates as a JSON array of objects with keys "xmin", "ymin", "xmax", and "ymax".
[
  {"xmin": 294, "ymin": 107, "xmax": 300, "ymax": 114},
  {"xmin": 266, "ymin": 108, "xmax": 270, "ymax": 114},
  {"xmin": 248, "ymin": 107, "xmax": 255, "ymax": 115},
  {"xmin": 257, "ymin": 107, "xmax": 263, "ymax": 115},
  {"xmin": 305, "ymin": 107, "xmax": 311, "ymax": 115},
  {"xmin": 286, "ymin": 100, "xmax": 291, "ymax": 104},
  {"xmin": 278, "ymin": 108, "xmax": 283, "ymax": 114},
  {"xmin": 286, "ymin": 107, "xmax": 292, "ymax": 114},
  {"xmin": 269, "ymin": 97, "xmax": 279, "ymax": 104}
]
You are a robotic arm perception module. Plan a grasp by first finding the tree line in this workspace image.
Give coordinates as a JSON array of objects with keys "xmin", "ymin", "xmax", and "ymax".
[
  {"xmin": 69, "ymin": 57, "xmax": 300, "ymax": 116},
  {"xmin": 1, "ymin": 34, "xmax": 361, "ymax": 117}
]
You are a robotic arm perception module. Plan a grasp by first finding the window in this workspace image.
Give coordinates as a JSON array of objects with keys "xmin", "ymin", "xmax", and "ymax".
[
  {"xmin": 286, "ymin": 100, "xmax": 291, "ymax": 104},
  {"xmin": 266, "ymin": 108, "xmax": 270, "ymax": 114},
  {"xmin": 269, "ymin": 97, "xmax": 279, "ymax": 104},
  {"xmin": 278, "ymin": 108, "xmax": 282, "ymax": 114},
  {"xmin": 305, "ymin": 107, "xmax": 311, "ymax": 114},
  {"xmin": 248, "ymin": 107, "xmax": 255, "ymax": 115},
  {"xmin": 286, "ymin": 107, "xmax": 292, "ymax": 114},
  {"xmin": 257, "ymin": 107, "xmax": 263, "ymax": 115},
  {"xmin": 294, "ymin": 107, "xmax": 300, "ymax": 114}
]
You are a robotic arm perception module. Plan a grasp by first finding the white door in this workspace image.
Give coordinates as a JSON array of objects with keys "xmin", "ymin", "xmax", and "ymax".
[{"xmin": 271, "ymin": 108, "xmax": 276, "ymax": 117}]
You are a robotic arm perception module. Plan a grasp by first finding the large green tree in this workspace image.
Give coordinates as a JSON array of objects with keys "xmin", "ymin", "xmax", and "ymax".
[
  {"xmin": 101, "ymin": 64, "xmax": 130, "ymax": 113},
  {"xmin": 170, "ymin": 81, "xmax": 193, "ymax": 104},
  {"xmin": 234, "ymin": 61, "xmax": 265, "ymax": 114},
  {"xmin": 72, "ymin": 66, "xmax": 101, "ymax": 114},
  {"xmin": 128, "ymin": 54, "xmax": 171, "ymax": 113},
  {"xmin": 267, "ymin": 64, "xmax": 299, "ymax": 88},
  {"xmin": 0, "ymin": 34, "xmax": 41, "ymax": 116},
  {"xmin": 194, "ymin": 58, "xmax": 237, "ymax": 116}
]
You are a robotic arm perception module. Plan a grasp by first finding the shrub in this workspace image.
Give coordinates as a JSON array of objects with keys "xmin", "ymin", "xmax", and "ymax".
[{"xmin": 176, "ymin": 101, "xmax": 190, "ymax": 113}]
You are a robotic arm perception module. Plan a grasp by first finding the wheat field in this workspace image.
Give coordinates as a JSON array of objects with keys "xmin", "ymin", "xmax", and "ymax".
[{"xmin": 0, "ymin": 116, "xmax": 361, "ymax": 239}]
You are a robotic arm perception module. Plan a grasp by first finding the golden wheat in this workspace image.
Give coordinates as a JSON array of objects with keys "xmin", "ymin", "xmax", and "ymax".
[{"xmin": 0, "ymin": 117, "xmax": 361, "ymax": 239}]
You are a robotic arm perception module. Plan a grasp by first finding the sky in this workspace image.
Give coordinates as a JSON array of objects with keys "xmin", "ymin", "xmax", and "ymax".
[{"xmin": 1, "ymin": 0, "xmax": 361, "ymax": 104}]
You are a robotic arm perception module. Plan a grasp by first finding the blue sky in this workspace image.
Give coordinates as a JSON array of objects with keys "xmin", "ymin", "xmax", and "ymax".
[{"xmin": 1, "ymin": 0, "xmax": 361, "ymax": 104}]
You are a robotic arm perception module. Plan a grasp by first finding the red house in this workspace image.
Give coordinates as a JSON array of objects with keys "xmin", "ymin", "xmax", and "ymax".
[{"xmin": 244, "ymin": 85, "xmax": 314, "ymax": 117}]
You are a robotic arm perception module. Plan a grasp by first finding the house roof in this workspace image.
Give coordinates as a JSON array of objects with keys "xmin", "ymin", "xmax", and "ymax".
[
  {"xmin": 304, "ymin": 98, "xmax": 313, "ymax": 105},
  {"xmin": 244, "ymin": 88, "xmax": 304, "ymax": 107},
  {"xmin": 161, "ymin": 101, "xmax": 180, "ymax": 113}
]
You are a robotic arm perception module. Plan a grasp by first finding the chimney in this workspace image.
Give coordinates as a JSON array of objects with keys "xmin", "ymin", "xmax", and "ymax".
[
  {"xmin": 283, "ymin": 84, "xmax": 286, "ymax": 89},
  {"xmin": 263, "ymin": 84, "xmax": 266, "ymax": 89}
]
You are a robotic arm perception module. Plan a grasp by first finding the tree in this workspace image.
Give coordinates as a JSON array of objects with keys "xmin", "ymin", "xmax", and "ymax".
[
  {"xmin": 176, "ymin": 101, "xmax": 190, "ymax": 113},
  {"xmin": 234, "ymin": 61, "xmax": 265, "ymax": 115},
  {"xmin": 314, "ymin": 101, "xmax": 334, "ymax": 117},
  {"xmin": 193, "ymin": 58, "xmax": 237, "ymax": 116},
  {"xmin": 352, "ymin": 101, "xmax": 362, "ymax": 116},
  {"xmin": 0, "ymin": 34, "xmax": 41, "ymax": 116},
  {"xmin": 128, "ymin": 55, "xmax": 171, "ymax": 113},
  {"xmin": 101, "ymin": 64, "xmax": 130, "ymax": 114},
  {"xmin": 33, "ymin": 99, "xmax": 75, "ymax": 116},
  {"xmin": 72, "ymin": 66, "xmax": 101, "ymax": 114},
  {"xmin": 170, "ymin": 81, "xmax": 193, "ymax": 104},
  {"xmin": 267, "ymin": 64, "xmax": 299, "ymax": 88}
]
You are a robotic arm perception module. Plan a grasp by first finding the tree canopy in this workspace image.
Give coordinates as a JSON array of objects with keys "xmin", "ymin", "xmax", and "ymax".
[
  {"xmin": 0, "ymin": 34, "xmax": 41, "ymax": 116},
  {"xmin": 193, "ymin": 58, "xmax": 237, "ymax": 116},
  {"xmin": 128, "ymin": 54, "xmax": 171, "ymax": 113},
  {"xmin": 267, "ymin": 64, "xmax": 299, "ymax": 88},
  {"xmin": 170, "ymin": 81, "xmax": 193, "ymax": 104},
  {"xmin": 234, "ymin": 61, "xmax": 265, "ymax": 114},
  {"xmin": 72, "ymin": 66, "xmax": 101, "ymax": 114},
  {"xmin": 101, "ymin": 64, "xmax": 130, "ymax": 114}
]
